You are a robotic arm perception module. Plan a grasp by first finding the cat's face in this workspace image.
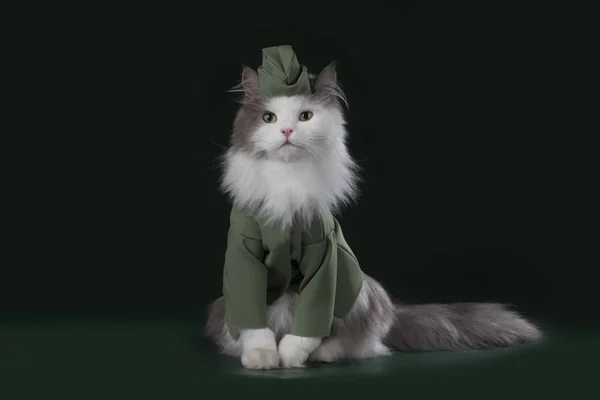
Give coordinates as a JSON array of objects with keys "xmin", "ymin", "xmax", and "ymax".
[
  {"xmin": 248, "ymin": 95, "xmax": 339, "ymax": 162},
  {"xmin": 230, "ymin": 63, "xmax": 346, "ymax": 163}
]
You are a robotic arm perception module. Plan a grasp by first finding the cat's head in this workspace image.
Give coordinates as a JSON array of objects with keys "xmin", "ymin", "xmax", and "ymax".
[
  {"xmin": 221, "ymin": 61, "xmax": 359, "ymax": 226},
  {"xmin": 229, "ymin": 62, "xmax": 348, "ymax": 163}
]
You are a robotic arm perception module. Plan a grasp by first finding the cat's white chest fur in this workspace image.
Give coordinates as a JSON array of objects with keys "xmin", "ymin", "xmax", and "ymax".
[
  {"xmin": 223, "ymin": 152, "xmax": 325, "ymax": 224},
  {"xmin": 221, "ymin": 141, "xmax": 357, "ymax": 229},
  {"xmin": 258, "ymin": 157, "xmax": 325, "ymax": 211}
]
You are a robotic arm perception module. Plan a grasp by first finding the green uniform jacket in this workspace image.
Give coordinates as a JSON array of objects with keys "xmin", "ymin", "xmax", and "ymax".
[{"xmin": 222, "ymin": 207, "xmax": 365, "ymax": 340}]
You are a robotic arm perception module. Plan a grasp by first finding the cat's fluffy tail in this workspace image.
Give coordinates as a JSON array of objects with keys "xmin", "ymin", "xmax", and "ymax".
[{"xmin": 386, "ymin": 302, "xmax": 542, "ymax": 351}]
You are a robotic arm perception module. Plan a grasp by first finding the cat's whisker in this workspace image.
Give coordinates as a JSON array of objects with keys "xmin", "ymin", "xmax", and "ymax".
[
  {"xmin": 302, "ymin": 132, "xmax": 330, "ymax": 140},
  {"xmin": 304, "ymin": 145, "xmax": 328, "ymax": 160},
  {"xmin": 207, "ymin": 139, "xmax": 229, "ymax": 149}
]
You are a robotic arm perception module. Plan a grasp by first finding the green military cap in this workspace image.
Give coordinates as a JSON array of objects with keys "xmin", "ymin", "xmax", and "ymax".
[{"xmin": 257, "ymin": 45, "xmax": 312, "ymax": 99}]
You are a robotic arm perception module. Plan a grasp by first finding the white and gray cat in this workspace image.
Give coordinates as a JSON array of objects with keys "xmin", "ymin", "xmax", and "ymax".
[{"xmin": 205, "ymin": 62, "xmax": 542, "ymax": 369}]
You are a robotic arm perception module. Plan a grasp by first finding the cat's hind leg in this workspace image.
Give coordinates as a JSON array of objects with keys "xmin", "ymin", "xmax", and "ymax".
[
  {"xmin": 348, "ymin": 337, "xmax": 392, "ymax": 359},
  {"xmin": 309, "ymin": 275, "xmax": 396, "ymax": 364},
  {"xmin": 309, "ymin": 337, "xmax": 345, "ymax": 363},
  {"xmin": 309, "ymin": 336, "xmax": 391, "ymax": 364}
]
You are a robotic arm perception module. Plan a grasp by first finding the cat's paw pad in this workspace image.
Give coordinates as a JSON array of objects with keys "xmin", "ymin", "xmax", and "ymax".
[
  {"xmin": 241, "ymin": 348, "xmax": 280, "ymax": 370},
  {"xmin": 278, "ymin": 334, "xmax": 321, "ymax": 368}
]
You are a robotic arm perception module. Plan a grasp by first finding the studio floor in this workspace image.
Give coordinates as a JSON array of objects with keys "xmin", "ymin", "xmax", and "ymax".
[{"xmin": 0, "ymin": 314, "xmax": 596, "ymax": 400}]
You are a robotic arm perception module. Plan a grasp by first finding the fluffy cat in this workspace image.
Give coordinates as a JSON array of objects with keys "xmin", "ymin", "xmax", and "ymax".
[{"xmin": 205, "ymin": 62, "xmax": 542, "ymax": 369}]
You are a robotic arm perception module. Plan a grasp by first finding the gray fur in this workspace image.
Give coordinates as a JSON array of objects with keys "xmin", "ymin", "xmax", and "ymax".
[
  {"xmin": 388, "ymin": 302, "xmax": 542, "ymax": 351},
  {"xmin": 204, "ymin": 295, "xmax": 227, "ymax": 344},
  {"xmin": 230, "ymin": 66, "xmax": 264, "ymax": 153},
  {"xmin": 309, "ymin": 62, "xmax": 348, "ymax": 109}
]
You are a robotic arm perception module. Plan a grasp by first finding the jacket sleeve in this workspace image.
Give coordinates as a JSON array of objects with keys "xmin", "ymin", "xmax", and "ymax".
[
  {"xmin": 290, "ymin": 233, "xmax": 338, "ymax": 338},
  {"xmin": 222, "ymin": 221, "xmax": 268, "ymax": 340}
]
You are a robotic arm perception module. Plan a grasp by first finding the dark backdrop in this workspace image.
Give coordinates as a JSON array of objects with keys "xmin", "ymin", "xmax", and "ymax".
[{"xmin": 1, "ymin": 1, "xmax": 595, "ymax": 328}]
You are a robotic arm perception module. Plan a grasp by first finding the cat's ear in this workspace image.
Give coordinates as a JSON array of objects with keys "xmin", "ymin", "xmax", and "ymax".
[
  {"xmin": 314, "ymin": 62, "xmax": 337, "ymax": 93},
  {"xmin": 240, "ymin": 65, "xmax": 260, "ymax": 101},
  {"xmin": 314, "ymin": 62, "xmax": 347, "ymax": 107}
]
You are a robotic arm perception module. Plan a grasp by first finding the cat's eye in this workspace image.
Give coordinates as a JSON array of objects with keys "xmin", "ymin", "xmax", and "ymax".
[
  {"xmin": 262, "ymin": 112, "xmax": 277, "ymax": 123},
  {"xmin": 299, "ymin": 111, "xmax": 313, "ymax": 121}
]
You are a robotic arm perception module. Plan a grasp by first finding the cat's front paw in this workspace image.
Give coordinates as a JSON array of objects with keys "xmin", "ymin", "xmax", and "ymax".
[
  {"xmin": 241, "ymin": 348, "xmax": 280, "ymax": 370},
  {"xmin": 278, "ymin": 334, "xmax": 322, "ymax": 368},
  {"xmin": 239, "ymin": 328, "xmax": 279, "ymax": 370}
]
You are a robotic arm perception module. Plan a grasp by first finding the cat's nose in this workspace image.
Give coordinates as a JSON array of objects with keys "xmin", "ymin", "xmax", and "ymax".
[{"xmin": 281, "ymin": 128, "xmax": 294, "ymax": 137}]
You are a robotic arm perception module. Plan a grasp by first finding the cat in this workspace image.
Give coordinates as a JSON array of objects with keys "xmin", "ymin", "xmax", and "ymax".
[{"xmin": 205, "ymin": 62, "xmax": 542, "ymax": 369}]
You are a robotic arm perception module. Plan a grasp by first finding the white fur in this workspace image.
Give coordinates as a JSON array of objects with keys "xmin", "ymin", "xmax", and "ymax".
[
  {"xmin": 267, "ymin": 292, "xmax": 296, "ymax": 339},
  {"xmin": 309, "ymin": 338, "xmax": 345, "ymax": 363},
  {"xmin": 239, "ymin": 328, "xmax": 279, "ymax": 370},
  {"xmin": 221, "ymin": 95, "xmax": 359, "ymax": 230},
  {"xmin": 278, "ymin": 334, "xmax": 322, "ymax": 368}
]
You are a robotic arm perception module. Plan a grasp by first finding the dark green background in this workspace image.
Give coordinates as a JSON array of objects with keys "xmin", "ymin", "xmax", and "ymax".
[{"xmin": 1, "ymin": 1, "xmax": 596, "ymax": 398}]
